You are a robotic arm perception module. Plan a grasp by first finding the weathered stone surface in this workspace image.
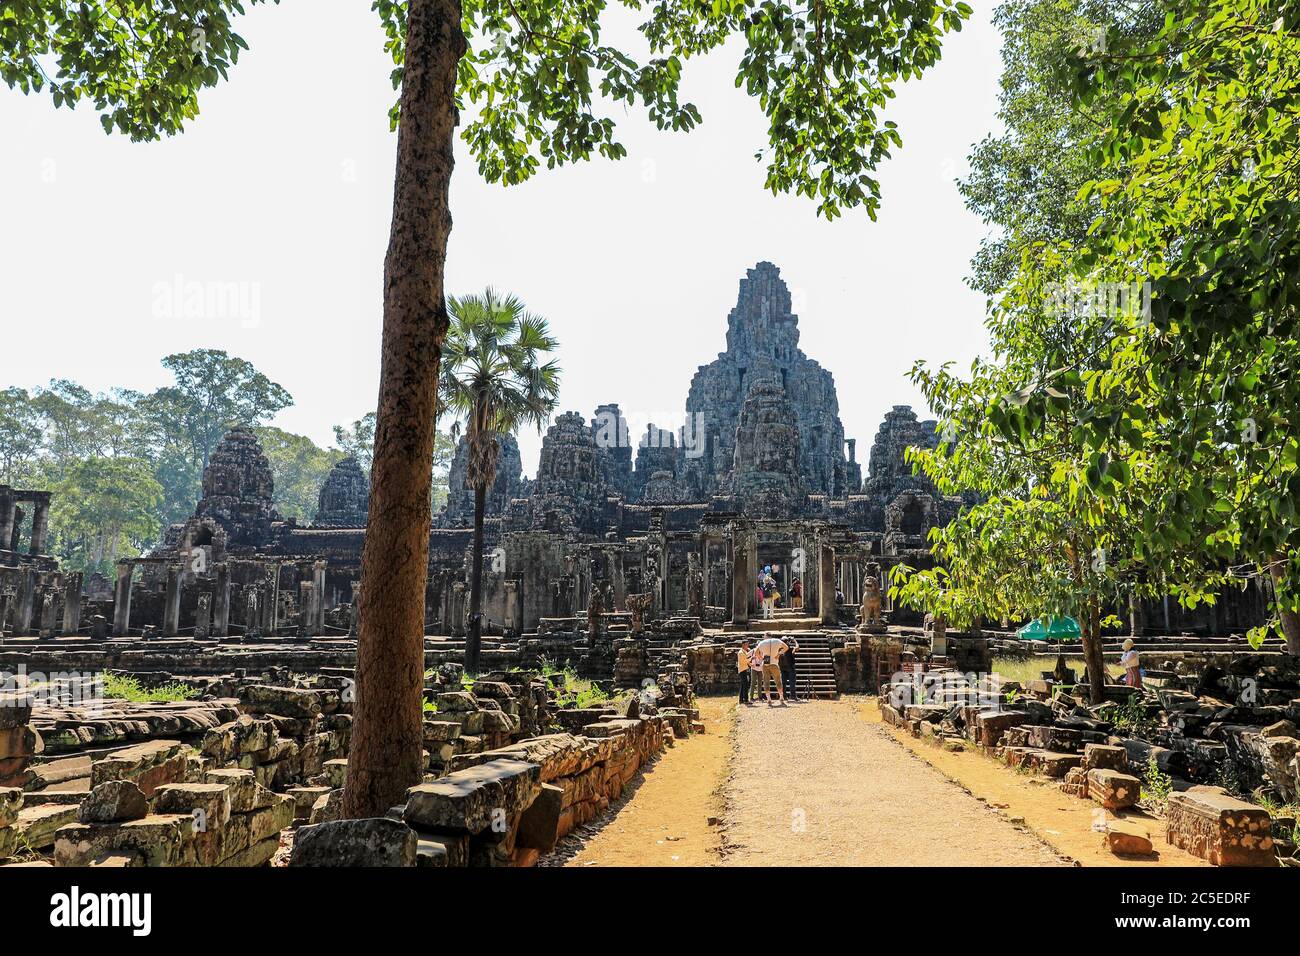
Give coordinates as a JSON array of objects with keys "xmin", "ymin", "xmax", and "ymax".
[
  {"xmin": 516, "ymin": 782, "xmax": 563, "ymax": 853},
  {"xmin": 204, "ymin": 768, "xmax": 259, "ymax": 812},
  {"xmin": 1166, "ymin": 785, "xmax": 1275, "ymax": 867},
  {"xmin": 54, "ymin": 814, "xmax": 196, "ymax": 867},
  {"xmin": 1082, "ymin": 743, "xmax": 1129, "ymax": 772},
  {"xmin": 292, "ymin": 818, "xmax": 418, "ymax": 867},
  {"xmin": 16, "ymin": 803, "xmax": 80, "ymax": 849},
  {"xmin": 973, "ymin": 710, "xmax": 1030, "ymax": 748},
  {"xmin": 91, "ymin": 739, "xmax": 187, "ymax": 795},
  {"xmin": 1106, "ymin": 818, "xmax": 1154, "ymax": 856},
  {"xmin": 0, "ymin": 786, "xmax": 21, "ymax": 828},
  {"xmin": 0, "ymin": 694, "xmax": 35, "ymax": 730},
  {"xmin": 78, "ymin": 780, "xmax": 148, "ymax": 824},
  {"xmin": 239, "ymin": 685, "xmax": 322, "ymax": 720},
  {"xmin": 1087, "ymin": 769, "xmax": 1141, "ymax": 811},
  {"xmin": 404, "ymin": 758, "xmax": 541, "ymax": 834}
]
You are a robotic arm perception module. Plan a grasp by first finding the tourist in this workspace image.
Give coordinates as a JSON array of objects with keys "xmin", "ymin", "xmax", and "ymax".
[
  {"xmin": 791, "ymin": 578, "xmax": 803, "ymax": 610},
  {"xmin": 780, "ymin": 638, "xmax": 799, "ymax": 700},
  {"xmin": 1120, "ymin": 638, "xmax": 1142, "ymax": 688},
  {"xmin": 737, "ymin": 640, "xmax": 753, "ymax": 705},
  {"xmin": 761, "ymin": 578, "xmax": 774, "ymax": 619},
  {"xmin": 754, "ymin": 581, "xmax": 766, "ymax": 621},
  {"xmin": 749, "ymin": 643, "xmax": 766, "ymax": 701},
  {"xmin": 754, "ymin": 636, "xmax": 789, "ymax": 703}
]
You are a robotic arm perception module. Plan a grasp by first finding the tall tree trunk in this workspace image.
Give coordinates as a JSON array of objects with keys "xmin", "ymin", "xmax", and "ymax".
[
  {"xmin": 1068, "ymin": 535, "xmax": 1106, "ymax": 705},
  {"xmin": 1084, "ymin": 598, "xmax": 1105, "ymax": 705},
  {"xmin": 1269, "ymin": 556, "xmax": 1300, "ymax": 656},
  {"xmin": 465, "ymin": 483, "xmax": 487, "ymax": 675},
  {"xmin": 342, "ymin": 0, "xmax": 465, "ymax": 820}
]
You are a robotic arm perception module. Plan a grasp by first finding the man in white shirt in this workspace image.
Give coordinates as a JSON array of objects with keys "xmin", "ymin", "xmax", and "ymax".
[{"xmin": 753, "ymin": 637, "xmax": 789, "ymax": 703}]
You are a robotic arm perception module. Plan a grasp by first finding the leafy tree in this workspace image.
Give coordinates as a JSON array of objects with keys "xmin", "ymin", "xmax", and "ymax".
[
  {"xmin": 998, "ymin": 0, "xmax": 1300, "ymax": 654},
  {"xmin": 960, "ymin": 0, "xmax": 1160, "ymax": 297},
  {"xmin": 439, "ymin": 289, "xmax": 561, "ymax": 673},
  {"xmin": 0, "ymin": 388, "xmax": 42, "ymax": 484},
  {"xmin": 49, "ymin": 457, "xmax": 163, "ymax": 573},
  {"xmin": 254, "ymin": 427, "xmax": 345, "ymax": 523},
  {"xmin": 135, "ymin": 349, "xmax": 293, "ymax": 524},
  {"xmin": 333, "ymin": 414, "xmax": 378, "ymax": 472},
  {"xmin": 4, "ymin": 0, "xmax": 972, "ymax": 816}
]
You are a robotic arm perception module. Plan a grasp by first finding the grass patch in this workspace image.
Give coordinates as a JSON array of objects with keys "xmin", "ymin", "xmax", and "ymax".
[
  {"xmin": 989, "ymin": 656, "xmax": 1053, "ymax": 686},
  {"xmin": 102, "ymin": 673, "xmax": 199, "ymax": 703}
]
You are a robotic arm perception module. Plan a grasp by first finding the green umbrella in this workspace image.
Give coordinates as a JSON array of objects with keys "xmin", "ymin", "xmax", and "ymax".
[{"xmin": 1016, "ymin": 615, "xmax": 1082, "ymax": 642}]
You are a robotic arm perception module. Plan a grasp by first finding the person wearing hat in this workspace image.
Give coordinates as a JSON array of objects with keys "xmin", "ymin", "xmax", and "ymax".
[{"xmin": 1120, "ymin": 638, "xmax": 1142, "ymax": 688}]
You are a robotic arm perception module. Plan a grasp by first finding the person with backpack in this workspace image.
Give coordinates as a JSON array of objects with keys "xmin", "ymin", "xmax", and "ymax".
[
  {"xmin": 736, "ymin": 640, "xmax": 754, "ymax": 705},
  {"xmin": 780, "ymin": 638, "xmax": 800, "ymax": 700}
]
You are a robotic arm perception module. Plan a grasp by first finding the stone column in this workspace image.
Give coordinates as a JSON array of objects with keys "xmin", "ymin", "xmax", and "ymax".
[
  {"xmin": 112, "ymin": 562, "xmax": 133, "ymax": 636},
  {"xmin": 0, "ymin": 487, "xmax": 15, "ymax": 552},
  {"xmin": 349, "ymin": 580, "xmax": 362, "ymax": 636},
  {"xmin": 730, "ymin": 532, "xmax": 750, "ymax": 626},
  {"xmin": 62, "ymin": 572, "xmax": 82, "ymax": 635},
  {"xmin": 15, "ymin": 569, "xmax": 37, "ymax": 635},
  {"xmin": 162, "ymin": 565, "xmax": 181, "ymax": 637},
  {"xmin": 611, "ymin": 552, "xmax": 626, "ymax": 611},
  {"xmin": 245, "ymin": 589, "xmax": 260, "ymax": 637},
  {"xmin": 266, "ymin": 564, "xmax": 280, "ymax": 636},
  {"xmin": 0, "ymin": 592, "xmax": 11, "ymax": 633},
  {"xmin": 29, "ymin": 498, "xmax": 49, "ymax": 554},
  {"xmin": 451, "ymin": 582, "xmax": 466, "ymax": 637},
  {"xmin": 213, "ymin": 563, "xmax": 231, "ymax": 638},
  {"xmin": 194, "ymin": 592, "xmax": 212, "ymax": 639},
  {"xmin": 818, "ymin": 540, "xmax": 836, "ymax": 625},
  {"xmin": 312, "ymin": 560, "xmax": 327, "ymax": 634},
  {"xmin": 40, "ymin": 590, "xmax": 59, "ymax": 638},
  {"xmin": 8, "ymin": 505, "xmax": 22, "ymax": 552},
  {"xmin": 503, "ymin": 579, "xmax": 521, "ymax": 636},
  {"xmin": 299, "ymin": 581, "xmax": 316, "ymax": 633}
]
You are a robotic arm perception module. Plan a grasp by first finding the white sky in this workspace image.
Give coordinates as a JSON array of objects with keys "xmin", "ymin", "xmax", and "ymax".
[{"xmin": 1, "ymin": 1, "xmax": 1004, "ymax": 476}]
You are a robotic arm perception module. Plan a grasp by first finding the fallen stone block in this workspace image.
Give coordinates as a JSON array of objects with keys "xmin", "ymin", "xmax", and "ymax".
[
  {"xmin": 204, "ymin": 768, "xmax": 260, "ymax": 812},
  {"xmin": 1087, "ymin": 769, "xmax": 1141, "ymax": 810},
  {"xmin": 53, "ymin": 813, "xmax": 195, "ymax": 867},
  {"xmin": 0, "ymin": 787, "xmax": 22, "ymax": 828},
  {"xmin": 239, "ymin": 685, "xmax": 322, "ymax": 720},
  {"xmin": 287, "ymin": 786, "xmax": 332, "ymax": 820},
  {"xmin": 16, "ymin": 803, "xmax": 79, "ymax": 849},
  {"xmin": 1082, "ymin": 743, "xmax": 1128, "ymax": 772},
  {"xmin": 0, "ymin": 724, "xmax": 42, "ymax": 761},
  {"xmin": 974, "ymin": 710, "xmax": 1031, "ymax": 748},
  {"xmin": 1105, "ymin": 818, "xmax": 1154, "ymax": 855},
  {"xmin": 1166, "ymin": 785, "xmax": 1275, "ymax": 867},
  {"xmin": 91, "ymin": 740, "xmax": 187, "ymax": 795},
  {"xmin": 404, "ymin": 758, "xmax": 540, "ymax": 835},
  {"xmin": 291, "ymin": 818, "xmax": 418, "ymax": 867},
  {"xmin": 79, "ymin": 780, "xmax": 148, "ymax": 824}
]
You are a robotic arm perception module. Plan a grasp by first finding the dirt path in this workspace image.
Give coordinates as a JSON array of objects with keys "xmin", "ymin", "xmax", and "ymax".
[
  {"xmin": 722, "ymin": 696, "xmax": 1067, "ymax": 866},
  {"xmin": 556, "ymin": 696, "xmax": 735, "ymax": 867}
]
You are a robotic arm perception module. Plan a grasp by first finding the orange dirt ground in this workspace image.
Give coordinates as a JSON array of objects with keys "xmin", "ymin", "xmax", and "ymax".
[
  {"xmin": 557, "ymin": 696, "xmax": 735, "ymax": 867},
  {"xmin": 867, "ymin": 701, "xmax": 1210, "ymax": 867}
]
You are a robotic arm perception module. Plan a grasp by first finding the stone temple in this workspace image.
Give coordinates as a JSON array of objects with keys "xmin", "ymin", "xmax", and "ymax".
[
  {"xmin": 0, "ymin": 261, "xmax": 1266, "ymax": 654},
  {"xmin": 0, "ymin": 261, "xmax": 1287, "ymax": 871}
]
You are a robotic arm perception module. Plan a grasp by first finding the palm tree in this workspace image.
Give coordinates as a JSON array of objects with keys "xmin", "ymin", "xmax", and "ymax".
[{"xmin": 439, "ymin": 289, "xmax": 561, "ymax": 674}]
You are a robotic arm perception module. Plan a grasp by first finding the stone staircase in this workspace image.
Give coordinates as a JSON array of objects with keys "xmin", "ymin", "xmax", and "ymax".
[{"xmin": 784, "ymin": 633, "xmax": 837, "ymax": 699}]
